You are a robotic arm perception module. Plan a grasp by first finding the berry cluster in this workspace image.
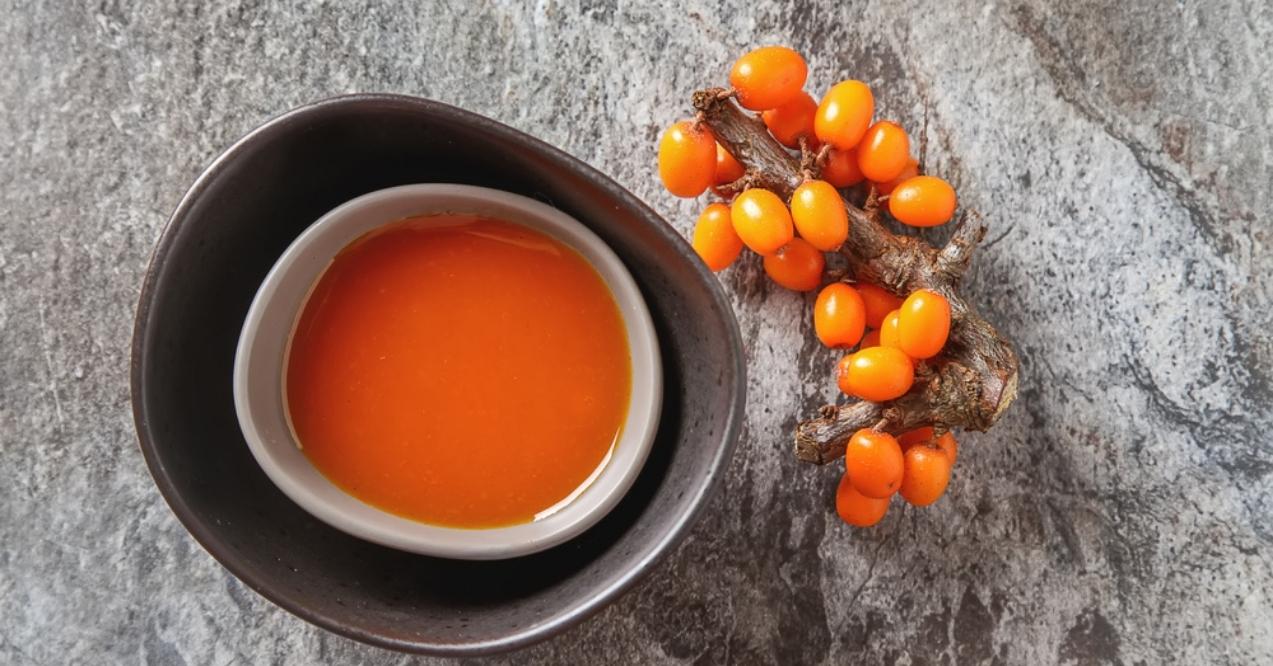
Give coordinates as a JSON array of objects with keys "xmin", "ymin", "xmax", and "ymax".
[
  {"xmin": 820, "ymin": 284, "xmax": 958, "ymax": 525},
  {"xmin": 659, "ymin": 45, "xmax": 959, "ymax": 288},
  {"xmin": 837, "ymin": 426, "xmax": 957, "ymax": 526},
  {"xmin": 657, "ymin": 46, "xmax": 968, "ymax": 527}
]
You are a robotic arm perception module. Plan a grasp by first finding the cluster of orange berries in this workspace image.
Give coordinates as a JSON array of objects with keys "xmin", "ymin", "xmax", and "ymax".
[
  {"xmin": 817, "ymin": 282, "xmax": 958, "ymax": 526},
  {"xmin": 658, "ymin": 46, "xmax": 969, "ymax": 528},
  {"xmin": 836, "ymin": 426, "xmax": 958, "ymax": 527},
  {"xmin": 821, "ymin": 285, "xmax": 949, "ymax": 402},
  {"xmin": 658, "ymin": 45, "xmax": 959, "ymax": 293}
]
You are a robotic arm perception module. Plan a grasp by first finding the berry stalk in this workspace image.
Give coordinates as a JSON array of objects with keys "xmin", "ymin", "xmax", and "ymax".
[{"xmin": 691, "ymin": 87, "xmax": 1019, "ymax": 464}]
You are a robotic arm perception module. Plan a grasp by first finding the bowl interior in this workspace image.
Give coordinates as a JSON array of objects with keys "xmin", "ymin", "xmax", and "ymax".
[
  {"xmin": 235, "ymin": 184, "xmax": 663, "ymax": 559},
  {"xmin": 132, "ymin": 95, "xmax": 743, "ymax": 655}
]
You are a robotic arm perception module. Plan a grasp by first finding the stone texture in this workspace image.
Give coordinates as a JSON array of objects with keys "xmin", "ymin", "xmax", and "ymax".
[{"xmin": 2, "ymin": 1, "xmax": 1271, "ymax": 663}]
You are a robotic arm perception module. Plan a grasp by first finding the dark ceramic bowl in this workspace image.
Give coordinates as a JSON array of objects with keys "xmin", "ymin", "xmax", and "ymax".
[{"xmin": 130, "ymin": 94, "xmax": 745, "ymax": 655}]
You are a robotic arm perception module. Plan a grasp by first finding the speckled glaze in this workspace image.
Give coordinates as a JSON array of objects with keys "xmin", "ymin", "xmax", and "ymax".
[
  {"xmin": 131, "ymin": 96, "xmax": 744, "ymax": 655},
  {"xmin": 3, "ymin": 2, "xmax": 1272, "ymax": 663}
]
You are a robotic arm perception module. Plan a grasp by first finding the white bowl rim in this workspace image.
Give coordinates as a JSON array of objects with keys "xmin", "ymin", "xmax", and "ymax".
[{"xmin": 233, "ymin": 183, "xmax": 662, "ymax": 560}]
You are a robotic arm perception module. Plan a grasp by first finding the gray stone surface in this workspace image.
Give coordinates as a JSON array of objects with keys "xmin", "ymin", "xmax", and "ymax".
[{"xmin": 2, "ymin": 1, "xmax": 1270, "ymax": 663}]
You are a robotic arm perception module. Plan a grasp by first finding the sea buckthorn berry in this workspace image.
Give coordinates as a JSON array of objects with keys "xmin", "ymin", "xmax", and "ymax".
[
  {"xmin": 874, "ymin": 158, "xmax": 920, "ymax": 195},
  {"xmin": 836, "ymin": 472, "xmax": 890, "ymax": 527},
  {"xmin": 859, "ymin": 329, "xmax": 881, "ymax": 349},
  {"xmin": 814, "ymin": 283, "xmax": 866, "ymax": 348},
  {"xmin": 762, "ymin": 91, "xmax": 819, "ymax": 148},
  {"xmin": 897, "ymin": 289, "xmax": 951, "ymax": 359},
  {"xmin": 858, "ymin": 121, "xmax": 911, "ymax": 183},
  {"xmin": 878, "ymin": 309, "xmax": 904, "ymax": 350},
  {"xmin": 899, "ymin": 444, "xmax": 952, "ymax": 506},
  {"xmin": 715, "ymin": 143, "xmax": 745, "ymax": 184},
  {"xmin": 691, "ymin": 203, "xmax": 743, "ymax": 272},
  {"xmin": 898, "ymin": 426, "xmax": 959, "ymax": 463},
  {"xmin": 888, "ymin": 175, "xmax": 957, "ymax": 227},
  {"xmin": 763, "ymin": 238, "xmax": 825, "ymax": 291},
  {"xmin": 897, "ymin": 426, "xmax": 934, "ymax": 448},
  {"xmin": 845, "ymin": 428, "xmax": 905, "ymax": 498},
  {"xmin": 896, "ymin": 428, "xmax": 959, "ymax": 465},
  {"xmin": 730, "ymin": 46, "xmax": 808, "ymax": 111},
  {"xmin": 658, "ymin": 120, "xmax": 716, "ymax": 197},
  {"xmin": 836, "ymin": 346, "xmax": 914, "ymax": 402},
  {"xmin": 857, "ymin": 282, "xmax": 902, "ymax": 329},
  {"xmin": 731, "ymin": 188, "xmax": 794, "ymax": 255},
  {"xmin": 935, "ymin": 431, "xmax": 958, "ymax": 464},
  {"xmin": 822, "ymin": 147, "xmax": 865, "ymax": 187},
  {"xmin": 790, "ymin": 179, "xmax": 849, "ymax": 251},
  {"xmin": 815, "ymin": 80, "xmax": 874, "ymax": 150}
]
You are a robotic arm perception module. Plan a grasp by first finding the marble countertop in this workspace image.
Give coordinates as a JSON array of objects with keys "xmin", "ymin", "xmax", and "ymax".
[{"xmin": 2, "ymin": 2, "xmax": 1270, "ymax": 663}]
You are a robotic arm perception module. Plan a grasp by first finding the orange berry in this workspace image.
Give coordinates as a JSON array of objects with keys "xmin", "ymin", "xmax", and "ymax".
[
  {"xmin": 935, "ymin": 432, "xmax": 958, "ymax": 464},
  {"xmin": 874, "ymin": 158, "xmax": 919, "ymax": 195},
  {"xmin": 878, "ymin": 309, "xmax": 904, "ymax": 350},
  {"xmin": 899, "ymin": 444, "xmax": 951, "ymax": 506},
  {"xmin": 845, "ymin": 428, "xmax": 904, "ymax": 498},
  {"xmin": 790, "ymin": 179, "xmax": 849, "ymax": 251},
  {"xmin": 658, "ymin": 120, "xmax": 716, "ymax": 197},
  {"xmin": 763, "ymin": 238, "xmax": 824, "ymax": 291},
  {"xmin": 858, "ymin": 121, "xmax": 911, "ymax": 183},
  {"xmin": 836, "ymin": 346, "xmax": 914, "ymax": 402},
  {"xmin": 897, "ymin": 426, "xmax": 934, "ymax": 448},
  {"xmin": 856, "ymin": 282, "xmax": 902, "ymax": 329},
  {"xmin": 730, "ymin": 46, "xmax": 808, "ymax": 111},
  {"xmin": 822, "ymin": 147, "xmax": 865, "ymax": 187},
  {"xmin": 715, "ymin": 144, "xmax": 745, "ymax": 184},
  {"xmin": 897, "ymin": 289, "xmax": 951, "ymax": 359},
  {"xmin": 691, "ymin": 203, "xmax": 744, "ymax": 271},
  {"xmin": 859, "ymin": 329, "xmax": 881, "ymax": 349},
  {"xmin": 814, "ymin": 283, "xmax": 866, "ymax": 348},
  {"xmin": 888, "ymin": 175, "xmax": 957, "ymax": 227},
  {"xmin": 836, "ymin": 472, "xmax": 890, "ymax": 527},
  {"xmin": 898, "ymin": 426, "xmax": 957, "ymax": 464},
  {"xmin": 762, "ymin": 91, "xmax": 819, "ymax": 148},
  {"xmin": 731, "ymin": 188, "xmax": 794, "ymax": 255},
  {"xmin": 815, "ymin": 80, "xmax": 874, "ymax": 150}
]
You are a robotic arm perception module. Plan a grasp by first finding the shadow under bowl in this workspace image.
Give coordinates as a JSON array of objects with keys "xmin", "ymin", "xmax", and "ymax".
[{"xmin": 130, "ymin": 94, "xmax": 745, "ymax": 656}]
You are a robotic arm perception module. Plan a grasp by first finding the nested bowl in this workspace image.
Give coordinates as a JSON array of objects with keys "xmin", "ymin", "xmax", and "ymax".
[{"xmin": 130, "ymin": 94, "xmax": 745, "ymax": 655}]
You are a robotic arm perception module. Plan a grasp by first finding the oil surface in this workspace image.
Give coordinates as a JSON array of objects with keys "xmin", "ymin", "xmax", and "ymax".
[{"xmin": 286, "ymin": 215, "xmax": 631, "ymax": 527}]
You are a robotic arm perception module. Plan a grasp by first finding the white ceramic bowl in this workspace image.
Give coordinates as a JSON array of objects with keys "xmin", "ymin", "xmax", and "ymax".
[{"xmin": 233, "ymin": 184, "xmax": 662, "ymax": 560}]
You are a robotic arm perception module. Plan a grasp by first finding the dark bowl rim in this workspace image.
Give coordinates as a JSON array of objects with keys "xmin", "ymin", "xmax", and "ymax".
[{"xmin": 129, "ymin": 92, "xmax": 747, "ymax": 656}]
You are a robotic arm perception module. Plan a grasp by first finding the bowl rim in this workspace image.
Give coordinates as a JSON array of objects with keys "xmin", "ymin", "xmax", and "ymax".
[
  {"xmin": 129, "ymin": 93, "xmax": 746, "ymax": 656},
  {"xmin": 233, "ymin": 183, "xmax": 664, "ymax": 559}
]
